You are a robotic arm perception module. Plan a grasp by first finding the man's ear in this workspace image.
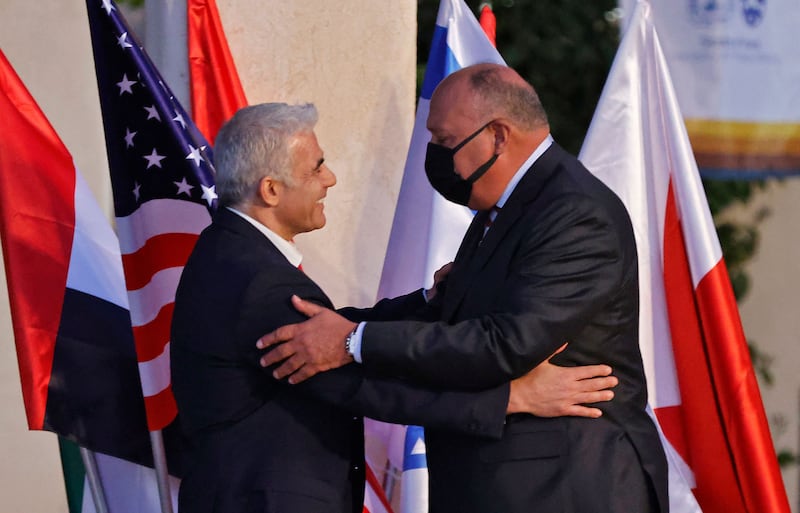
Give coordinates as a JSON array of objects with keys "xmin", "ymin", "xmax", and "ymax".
[
  {"xmin": 259, "ymin": 176, "xmax": 282, "ymax": 207},
  {"xmin": 491, "ymin": 119, "xmax": 512, "ymax": 153}
]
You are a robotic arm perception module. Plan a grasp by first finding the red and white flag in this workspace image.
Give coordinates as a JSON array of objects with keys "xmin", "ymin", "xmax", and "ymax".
[{"xmin": 579, "ymin": 2, "xmax": 790, "ymax": 512}]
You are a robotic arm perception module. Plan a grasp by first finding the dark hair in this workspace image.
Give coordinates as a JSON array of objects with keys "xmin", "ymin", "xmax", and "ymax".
[{"xmin": 469, "ymin": 66, "xmax": 548, "ymax": 130}]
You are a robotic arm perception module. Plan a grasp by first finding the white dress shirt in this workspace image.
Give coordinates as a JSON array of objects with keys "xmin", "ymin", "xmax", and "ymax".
[{"xmin": 227, "ymin": 207, "xmax": 303, "ymax": 268}]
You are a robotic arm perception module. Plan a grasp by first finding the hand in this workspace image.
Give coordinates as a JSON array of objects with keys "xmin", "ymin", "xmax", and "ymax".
[
  {"xmin": 507, "ymin": 344, "xmax": 617, "ymax": 418},
  {"xmin": 256, "ymin": 295, "xmax": 356, "ymax": 384},
  {"xmin": 425, "ymin": 262, "xmax": 453, "ymax": 302}
]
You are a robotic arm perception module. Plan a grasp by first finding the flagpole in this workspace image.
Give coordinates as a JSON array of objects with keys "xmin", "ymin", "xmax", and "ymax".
[
  {"xmin": 150, "ymin": 430, "xmax": 174, "ymax": 513},
  {"xmin": 143, "ymin": 3, "xmax": 184, "ymax": 512},
  {"xmin": 79, "ymin": 447, "xmax": 110, "ymax": 513},
  {"xmin": 381, "ymin": 460, "xmax": 397, "ymax": 501}
]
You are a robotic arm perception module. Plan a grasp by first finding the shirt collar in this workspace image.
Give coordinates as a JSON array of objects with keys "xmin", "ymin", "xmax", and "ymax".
[
  {"xmin": 226, "ymin": 207, "xmax": 304, "ymax": 268},
  {"xmin": 495, "ymin": 134, "xmax": 554, "ymax": 209}
]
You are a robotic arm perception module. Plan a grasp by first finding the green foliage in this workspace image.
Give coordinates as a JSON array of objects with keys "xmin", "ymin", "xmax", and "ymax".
[
  {"xmin": 748, "ymin": 339, "xmax": 774, "ymax": 386},
  {"xmin": 778, "ymin": 449, "xmax": 797, "ymax": 467},
  {"xmin": 117, "ymin": 0, "xmax": 145, "ymax": 7}
]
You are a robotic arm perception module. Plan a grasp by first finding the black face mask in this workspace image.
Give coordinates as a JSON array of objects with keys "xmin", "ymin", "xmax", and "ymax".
[{"xmin": 425, "ymin": 121, "xmax": 499, "ymax": 206}]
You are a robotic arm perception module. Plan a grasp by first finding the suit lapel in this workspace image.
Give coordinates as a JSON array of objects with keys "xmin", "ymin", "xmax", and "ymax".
[
  {"xmin": 441, "ymin": 143, "xmax": 567, "ymax": 321},
  {"xmin": 441, "ymin": 210, "xmax": 489, "ymax": 320},
  {"xmin": 213, "ymin": 208, "xmax": 335, "ymax": 309}
]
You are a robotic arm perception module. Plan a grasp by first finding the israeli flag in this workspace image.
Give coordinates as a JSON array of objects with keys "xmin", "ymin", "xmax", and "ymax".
[
  {"xmin": 370, "ymin": 1, "xmax": 505, "ymax": 512},
  {"xmin": 400, "ymin": 426, "xmax": 429, "ymax": 513}
]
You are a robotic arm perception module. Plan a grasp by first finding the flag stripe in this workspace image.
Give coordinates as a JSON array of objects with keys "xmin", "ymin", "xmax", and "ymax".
[
  {"xmin": 115, "ymin": 198, "xmax": 210, "ymax": 254},
  {"xmin": 47, "ymin": 287, "xmax": 152, "ymax": 462},
  {"xmin": 127, "ymin": 267, "xmax": 182, "ymax": 326},
  {"xmin": 138, "ymin": 342, "xmax": 171, "ymax": 396},
  {"xmin": 0, "ymin": 49, "xmax": 76, "ymax": 431},
  {"xmin": 143, "ymin": 386, "xmax": 178, "ymax": 429},
  {"xmin": 121, "ymin": 232, "xmax": 199, "ymax": 290},
  {"xmin": 132, "ymin": 303, "xmax": 174, "ymax": 361},
  {"xmin": 694, "ymin": 262, "xmax": 789, "ymax": 513},
  {"xmin": 68, "ymin": 170, "xmax": 130, "ymax": 310},
  {"xmin": 438, "ymin": 0, "xmax": 501, "ymax": 71},
  {"xmin": 420, "ymin": 26, "xmax": 450, "ymax": 100}
]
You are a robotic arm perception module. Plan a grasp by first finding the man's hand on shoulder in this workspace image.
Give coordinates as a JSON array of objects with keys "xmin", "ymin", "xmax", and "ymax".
[
  {"xmin": 257, "ymin": 295, "xmax": 356, "ymax": 384},
  {"xmin": 507, "ymin": 344, "xmax": 618, "ymax": 418}
]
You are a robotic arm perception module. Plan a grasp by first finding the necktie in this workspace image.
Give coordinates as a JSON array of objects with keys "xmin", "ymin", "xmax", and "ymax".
[{"xmin": 482, "ymin": 206, "xmax": 501, "ymax": 238}]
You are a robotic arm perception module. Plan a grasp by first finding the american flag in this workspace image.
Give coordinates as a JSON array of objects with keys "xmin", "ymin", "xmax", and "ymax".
[{"xmin": 86, "ymin": 0, "xmax": 217, "ymax": 431}]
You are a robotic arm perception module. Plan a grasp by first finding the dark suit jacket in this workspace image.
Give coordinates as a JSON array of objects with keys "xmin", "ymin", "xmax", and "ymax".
[
  {"xmin": 170, "ymin": 208, "xmax": 510, "ymax": 513},
  {"xmin": 362, "ymin": 143, "xmax": 669, "ymax": 513}
]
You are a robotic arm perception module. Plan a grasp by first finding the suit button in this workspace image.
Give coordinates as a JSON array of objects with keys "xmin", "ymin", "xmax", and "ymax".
[{"xmin": 353, "ymin": 465, "xmax": 360, "ymax": 471}]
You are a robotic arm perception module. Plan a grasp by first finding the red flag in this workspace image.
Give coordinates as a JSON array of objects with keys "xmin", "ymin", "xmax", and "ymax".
[
  {"xmin": 188, "ymin": 0, "xmax": 248, "ymax": 143},
  {"xmin": 580, "ymin": 3, "xmax": 790, "ymax": 512},
  {"xmin": 0, "ymin": 49, "xmax": 75, "ymax": 431},
  {"xmin": 478, "ymin": 3, "xmax": 496, "ymax": 47}
]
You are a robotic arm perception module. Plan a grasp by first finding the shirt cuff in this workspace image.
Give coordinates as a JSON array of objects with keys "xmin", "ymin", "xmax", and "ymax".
[{"xmin": 348, "ymin": 321, "xmax": 367, "ymax": 363}]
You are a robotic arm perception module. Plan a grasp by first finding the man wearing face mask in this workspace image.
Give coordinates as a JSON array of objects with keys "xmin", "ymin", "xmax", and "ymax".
[{"xmin": 256, "ymin": 63, "xmax": 668, "ymax": 512}]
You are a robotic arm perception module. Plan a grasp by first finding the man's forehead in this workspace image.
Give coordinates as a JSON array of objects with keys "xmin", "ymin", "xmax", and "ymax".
[
  {"xmin": 428, "ymin": 78, "xmax": 477, "ymax": 132},
  {"xmin": 427, "ymin": 99, "xmax": 474, "ymax": 135}
]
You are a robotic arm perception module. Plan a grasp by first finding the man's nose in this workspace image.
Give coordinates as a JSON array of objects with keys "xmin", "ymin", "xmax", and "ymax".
[{"xmin": 322, "ymin": 165, "xmax": 337, "ymax": 187}]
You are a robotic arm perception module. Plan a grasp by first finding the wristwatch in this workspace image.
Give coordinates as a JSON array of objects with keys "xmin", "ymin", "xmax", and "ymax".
[{"xmin": 345, "ymin": 325, "xmax": 358, "ymax": 357}]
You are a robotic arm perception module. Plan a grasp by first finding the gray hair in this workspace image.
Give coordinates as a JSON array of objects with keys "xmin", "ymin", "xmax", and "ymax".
[
  {"xmin": 468, "ymin": 66, "xmax": 548, "ymax": 130},
  {"xmin": 214, "ymin": 102, "xmax": 319, "ymax": 207}
]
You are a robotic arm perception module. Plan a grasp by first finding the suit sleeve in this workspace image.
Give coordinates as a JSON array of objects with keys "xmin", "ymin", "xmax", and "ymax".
[
  {"xmin": 238, "ymin": 272, "xmax": 508, "ymax": 439},
  {"xmin": 361, "ymin": 193, "xmax": 631, "ymax": 390},
  {"xmin": 337, "ymin": 289, "xmax": 426, "ymax": 322}
]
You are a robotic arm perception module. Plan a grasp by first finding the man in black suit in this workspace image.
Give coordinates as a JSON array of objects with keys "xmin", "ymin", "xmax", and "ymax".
[
  {"xmin": 170, "ymin": 102, "xmax": 619, "ymax": 513},
  {"xmin": 258, "ymin": 64, "xmax": 669, "ymax": 512}
]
